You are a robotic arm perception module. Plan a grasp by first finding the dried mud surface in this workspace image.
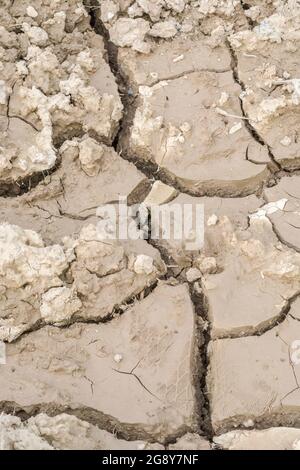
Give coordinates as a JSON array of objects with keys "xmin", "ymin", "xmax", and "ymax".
[{"xmin": 1, "ymin": 0, "xmax": 300, "ymax": 450}]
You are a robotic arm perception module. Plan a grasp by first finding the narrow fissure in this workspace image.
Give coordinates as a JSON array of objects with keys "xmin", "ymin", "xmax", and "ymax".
[
  {"xmin": 84, "ymin": 1, "xmax": 216, "ymax": 444},
  {"xmin": 226, "ymin": 39, "xmax": 282, "ymax": 175}
]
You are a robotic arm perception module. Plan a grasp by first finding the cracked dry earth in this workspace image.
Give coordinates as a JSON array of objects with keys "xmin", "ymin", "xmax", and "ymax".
[{"xmin": 1, "ymin": 0, "xmax": 300, "ymax": 452}]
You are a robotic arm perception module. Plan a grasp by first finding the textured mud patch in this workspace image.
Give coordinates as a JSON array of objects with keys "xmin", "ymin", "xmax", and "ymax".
[
  {"xmin": 208, "ymin": 314, "xmax": 300, "ymax": 433},
  {"xmin": 2, "ymin": 0, "xmax": 300, "ymax": 451},
  {"xmin": 0, "ymin": 283, "xmax": 199, "ymax": 442}
]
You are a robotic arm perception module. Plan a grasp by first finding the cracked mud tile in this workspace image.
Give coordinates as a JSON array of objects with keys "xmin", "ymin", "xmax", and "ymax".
[
  {"xmin": 229, "ymin": 1, "xmax": 300, "ymax": 170},
  {"xmin": 0, "ymin": 412, "xmax": 164, "ymax": 450},
  {"xmin": 0, "ymin": 222, "xmax": 165, "ymax": 341},
  {"xmin": 69, "ymin": 224, "xmax": 166, "ymax": 321},
  {"xmin": 0, "ymin": 0, "xmax": 122, "ymax": 193},
  {"xmin": 0, "ymin": 137, "xmax": 148, "ymax": 244},
  {"xmin": 0, "ymin": 283, "xmax": 198, "ymax": 441},
  {"xmin": 201, "ymin": 216, "xmax": 300, "ymax": 338},
  {"xmin": 145, "ymin": 190, "xmax": 262, "ymax": 268},
  {"xmin": 117, "ymin": 35, "xmax": 232, "ymax": 89},
  {"xmin": 290, "ymin": 296, "xmax": 300, "ymax": 321},
  {"xmin": 125, "ymin": 65, "xmax": 270, "ymax": 196},
  {"xmin": 214, "ymin": 427, "xmax": 300, "ymax": 450},
  {"xmin": 207, "ymin": 313, "xmax": 300, "ymax": 433},
  {"xmin": 263, "ymin": 176, "xmax": 300, "ymax": 252}
]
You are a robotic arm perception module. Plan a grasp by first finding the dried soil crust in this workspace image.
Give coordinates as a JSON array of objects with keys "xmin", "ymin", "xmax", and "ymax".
[
  {"xmin": 263, "ymin": 176, "xmax": 300, "ymax": 252},
  {"xmin": 0, "ymin": 222, "xmax": 165, "ymax": 342},
  {"xmin": 208, "ymin": 314, "xmax": 300, "ymax": 433},
  {"xmin": 0, "ymin": 137, "xmax": 148, "ymax": 244},
  {"xmin": 0, "ymin": 283, "xmax": 198, "ymax": 442},
  {"xmin": 117, "ymin": 35, "xmax": 232, "ymax": 88},
  {"xmin": 229, "ymin": 3, "xmax": 300, "ymax": 170},
  {"xmin": 145, "ymin": 191, "xmax": 262, "ymax": 267},
  {"xmin": 202, "ymin": 216, "xmax": 300, "ymax": 338},
  {"xmin": 2, "ymin": 0, "xmax": 300, "ymax": 451},
  {"xmin": 120, "ymin": 36, "xmax": 271, "ymax": 196},
  {"xmin": 0, "ymin": 0, "xmax": 122, "ymax": 190}
]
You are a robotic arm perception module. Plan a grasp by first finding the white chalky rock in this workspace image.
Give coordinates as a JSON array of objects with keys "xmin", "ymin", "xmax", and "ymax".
[
  {"xmin": 250, "ymin": 199, "xmax": 288, "ymax": 220},
  {"xmin": 293, "ymin": 440, "xmax": 300, "ymax": 450},
  {"xmin": 0, "ymin": 223, "xmax": 73, "ymax": 342},
  {"xmin": 26, "ymin": 6, "xmax": 39, "ymax": 18},
  {"xmin": 219, "ymin": 92, "xmax": 229, "ymax": 105},
  {"xmin": 43, "ymin": 12, "xmax": 66, "ymax": 43},
  {"xmin": 165, "ymin": 0, "xmax": 186, "ymax": 13},
  {"xmin": 113, "ymin": 353, "xmax": 123, "ymax": 363},
  {"xmin": 280, "ymin": 136, "xmax": 292, "ymax": 146},
  {"xmin": 198, "ymin": 0, "xmax": 239, "ymax": 17},
  {"xmin": 0, "ymin": 80, "xmax": 10, "ymax": 105},
  {"xmin": 172, "ymin": 53, "xmax": 184, "ymax": 62},
  {"xmin": 169, "ymin": 433, "xmax": 211, "ymax": 450},
  {"xmin": 23, "ymin": 25, "xmax": 49, "ymax": 47},
  {"xmin": 229, "ymin": 122, "xmax": 242, "ymax": 134},
  {"xmin": 128, "ymin": 3, "xmax": 143, "ymax": 17},
  {"xmin": 136, "ymin": 0, "xmax": 164, "ymax": 21},
  {"xmin": 79, "ymin": 137, "xmax": 104, "ymax": 176},
  {"xmin": 10, "ymin": 86, "xmax": 58, "ymax": 176},
  {"xmin": 109, "ymin": 18, "xmax": 151, "ymax": 54},
  {"xmin": 100, "ymin": 0, "xmax": 120, "ymax": 23},
  {"xmin": 40, "ymin": 287, "xmax": 82, "ymax": 324},
  {"xmin": 15, "ymin": 61, "xmax": 28, "ymax": 77},
  {"xmin": 149, "ymin": 20, "xmax": 178, "ymax": 39},
  {"xmin": 186, "ymin": 267, "xmax": 202, "ymax": 283},
  {"xmin": 245, "ymin": 6, "xmax": 260, "ymax": 21},
  {"xmin": 197, "ymin": 257, "xmax": 217, "ymax": 275},
  {"xmin": 144, "ymin": 181, "xmax": 178, "ymax": 206},
  {"xmin": 0, "ymin": 224, "xmax": 68, "ymax": 289},
  {"xmin": 207, "ymin": 214, "xmax": 218, "ymax": 226},
  {"xmin": 134, "ymin": 254, "xmax": 154, "ymax": 274},
  {"xmin": 0, "ymin": 414, "xmax": 53, "ymax": 450}
]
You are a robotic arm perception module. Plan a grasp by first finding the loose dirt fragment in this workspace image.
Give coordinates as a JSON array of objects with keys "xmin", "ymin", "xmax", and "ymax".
[
  {"xmin": 144, "ymin": 181, "xmax": 178, "ymax": 206},
  {"xmin": 0, "ymin": 283, "xmax": 198, "ymax": 441}
]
